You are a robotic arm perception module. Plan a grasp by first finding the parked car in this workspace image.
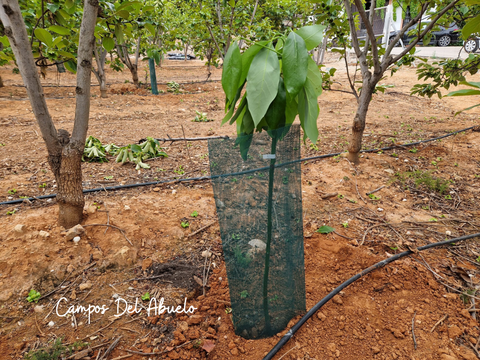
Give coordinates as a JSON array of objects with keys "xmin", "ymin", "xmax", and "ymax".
[
  {"xmin": 166, "ymin": 53, "xmax": 196, "ymax": 60},
  {"xmin": 389, "ymin": 23, "xmax": 461, "ymax": 47},
  {"xmin": 464, "ymin": 36, "xmax": 479, "ymax": 53}
]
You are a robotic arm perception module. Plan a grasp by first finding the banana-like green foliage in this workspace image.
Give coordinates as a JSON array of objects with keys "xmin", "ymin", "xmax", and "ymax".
[
  {"xmin": 221, "ymin": 25, "xmax": 325, "ymax": 159},
  {"xmin": 83, "ymin": 136, "xmax": 167, "ymax": 170}
]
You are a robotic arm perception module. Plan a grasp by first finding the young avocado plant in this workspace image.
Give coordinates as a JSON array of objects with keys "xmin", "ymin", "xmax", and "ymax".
[{"xmin": 221, "ymin": 24, "xmax": 324, "ymax": 335}]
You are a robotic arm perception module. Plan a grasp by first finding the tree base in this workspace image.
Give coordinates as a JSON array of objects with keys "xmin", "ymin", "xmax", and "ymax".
[
  {"xmin": 58, "ymin": 202, "xmax": 84, "ymax": 229},
  {"xmin": 347, "ymin": 151, "xmax": 360, "ymax": 165},
  {"xmin": 100, "ymin": 89, "xmax": 107, "ymax": 98}
]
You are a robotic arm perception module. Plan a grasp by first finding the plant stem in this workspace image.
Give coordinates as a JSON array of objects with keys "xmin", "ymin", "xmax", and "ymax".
[{"xmin": 263, "ymin": 133, "xmax": 278, "ymax": 335}]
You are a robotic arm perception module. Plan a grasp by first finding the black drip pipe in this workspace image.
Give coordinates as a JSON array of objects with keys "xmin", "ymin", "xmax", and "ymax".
[
  {"xmin": 0, "ymin": 126, "xmax": 475, "ymax": 207},
  {"xmin": 263, "ymin": 232, "xmax": 480, "ymax": 360}
]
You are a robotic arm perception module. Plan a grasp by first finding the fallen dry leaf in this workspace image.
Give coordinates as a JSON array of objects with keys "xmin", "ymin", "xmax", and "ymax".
[{"xmin": 202, "ymin": 340, "xmax": 215, "ymax": 353}]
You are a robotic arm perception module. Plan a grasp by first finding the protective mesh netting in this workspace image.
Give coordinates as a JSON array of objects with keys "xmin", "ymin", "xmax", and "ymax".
[{"xmin": 208, "ymin": 125, "xmax": 306, "ymax": 339}]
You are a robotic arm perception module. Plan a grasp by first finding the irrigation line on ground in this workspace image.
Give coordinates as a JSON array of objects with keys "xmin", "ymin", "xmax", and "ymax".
[
  {"xmin": 6, "ymin": 79, "xmax": 222, "ymax": 88},
  {"xmin": 262, "ymin": 231, "xmax": 480, "ymax": 360},
  {"xmin": 0, "ymin": 126, "xmax": 475, "ymax": 207}
]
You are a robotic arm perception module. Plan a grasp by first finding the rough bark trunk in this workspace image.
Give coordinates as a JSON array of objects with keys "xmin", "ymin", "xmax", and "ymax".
[
  {"xmin": 347, "ymin": 83, "xmax": 373, "ymax": 164},
  {"xmin": 49, "ymin": 145, "xmax": 84, "ymax": 227},
  {"xmin": 0, "ymin": 0, "xmax": 98, "ymax": 228},
  {"xmin": 130, "ymin": 65, "xmax": 138, "ymax": 87}
]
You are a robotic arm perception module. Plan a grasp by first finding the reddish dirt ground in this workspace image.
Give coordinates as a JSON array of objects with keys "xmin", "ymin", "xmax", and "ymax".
[{"xmin": 0, "ymin": 54, "xmax": 480, "ymax": 360}]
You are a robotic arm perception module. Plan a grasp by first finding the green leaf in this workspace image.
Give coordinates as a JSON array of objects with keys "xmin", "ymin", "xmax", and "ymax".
[
  {"xmin": 295, "ymin": 25, "xmax": 326, "ymax": 51},
  {"xmin": 465, "ymin": 0, "xmax": 480, "ymax": 4},
  {"xmin": 116, "ymin": 10, "xmax": 130, "ymax": 20},
  {"xmin": 282, "ymin": 31, "xmax": 308, "ymax": 98},
  {"xmin": 446, "ymin": 89, "xmax": 480, "ymax": 97},
  {"xmin": 423, "ymin": 33, "xmax": 432, "ymax": 46},
  {"xmin": 246, "ymin": 43, "xmax": 280, "ymax": 126},
  {"xmin": 64, "ymin": 60, "xmax": 77, "ymax": 73},
  {"xmin": 229, "ymin": 94, "xmax": 247, "ymax": 125},
  {"xmin": 131, "ymin": 144, "xmax": 142, "ymax": 153},
  {"xmin": 285, "ymin": 92, "xmax": 298, "ymax": 127},
  {"xmin": 298, "ymin": 78, "xmax": 319, "ymax": 143},
  {"xmin": 145, "ymin": 23, "xmax": 156, "ymax": 36},
  {"xmin": 57, "ymin": 50, "xmax": 76, "ymax": 59},
  {"xmin": 102, "ymin": 37, "xmax": 115, "ymax": 52},
  {"xmin": 222, "ymin": 42, "xmax": 243, "ymax": 105},
  {"xmin": 454, "ymin": 103, "xmax": 480, "ymax": 115},
  {"xmin": 48, "ymin": 25, "xmax": 70, "ymax": 35},
  {"xmin": 115, "ymin": 24, "xmax": 124, "ymax": 45},
  {"xmin": 235, "ymin": 132, "xmax": 253, "ymax": 161},
  {"xmin": 65, "ymin": 0, "xmax": 74, "ymax": 9},
  {"xmin": 46, "ymin": 3, "xmax": 60, "ymax": 13},
  {"xmin": 0, "ymin": 35, "xmax": 9, "ymax": 47},
  {"xmin": 223, "ymin": 82, "xmax": 245, "ymax": 124},
  {"xmin": 307, "ymin": 57, "xmax": 322, "ymax": 97},
  {"xmin": 34, "ymin": 28, "xmax": 53, "ymax": 47},
  {"xmin": 239, "ymin": 41, "xmax": 268, "ymax": 86},
  {"xmin": 462, "ymin": 14, "xmax": 480, "ymax": 39},
  {"xmin": 141, "ymin": 292, "xmax": 150, "ymax": 301},
  {"xmin": 265, "ymin": 78, "xmax": 286, "ymax": 130},
  {"xmin": 460, "ymin": 81, "xmax": 480, "ymax": 89},
  {"xmin": 143, "ymin": 5, "xmax": 154, "ymax": 12},
  {"xmin": 117, "ymin": 1, "xmax": 141, "ymax": 11},
  {"xmin": 241, "ymin": 107, "xmax": 255, "ymax": 134},
  {"xmin": 58, "ymin": 9, "xmax": 71, "ymax": 19},
  {"xmin": 316, "ymin": 226, "xmax": 335, "ymax": 234}
]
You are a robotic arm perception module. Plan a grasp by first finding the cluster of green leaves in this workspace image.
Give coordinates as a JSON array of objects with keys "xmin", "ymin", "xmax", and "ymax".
[
  {"xmin": 82, "ymin": 136, "xmax": 166, "ymax": 169},
  {"xmin": 221, "ymin": 25, "xmax": 325, "ymax": 159},
  {"xmin": 83, "ymin": 136, "xmax": 110, "ymax": 163},
  {"xmin": 310, "ymin": 0, "xmax": 349, "ymax": 48},
  {"xmin": 115, "ymin": 137, "xmax": 168, "ymax": 170},
  {"xmin": 167, "ymin": 81, "xmax": 180, "ymax": 93},
  {"xmin": 411, "ymin": 55, "xmax": 480, "ymax": 99},
  {"xmin": 318, "ymin": 65, "xmax": 336, "ymax": 90},
  {"xmin": 26, "ymin": 289, "xmax": 41, "ymax": 303},
  {"xmin": 192, "ymin": 110, "xmax": 214, "ymax": 122}
]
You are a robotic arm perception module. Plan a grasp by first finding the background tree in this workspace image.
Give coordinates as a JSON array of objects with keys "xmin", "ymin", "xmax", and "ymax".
[
  {"xmin": 410, "ymin": 0, "xmax": 480, "ymax": 102},
  {"xmin": 336, "ymin": 0, "xmax": 462, "ymax": 163},
  {"xmin": 0, "ymin": 0, "xmax": 98, "ymax": 228}
]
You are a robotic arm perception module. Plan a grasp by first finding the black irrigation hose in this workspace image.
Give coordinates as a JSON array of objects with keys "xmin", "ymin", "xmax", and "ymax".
[
  {"xmin": 0, "ymin": 126, "xmax": 475, "ymax": 207},
  {"xmin": 262, "ymin": 231, "xmax": 480, "ymax": 360},
  {"xmin": 6, "ymin": 78, "xmax": 222, "ymax": 88}
]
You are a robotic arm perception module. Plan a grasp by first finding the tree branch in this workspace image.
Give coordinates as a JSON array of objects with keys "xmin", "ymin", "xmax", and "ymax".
[
  {"xmin": 386, "ymin": 0, "xmax": 460, "ymax": 67},
  {"xmin": 353, "ymin": 0, "xmax": 381, "ymax": 75},
  {"xmin": 0, "ymin": 0, "xmax": 61, "ymax": 155},
  {"xmin": 343, "ymin": 44, "xmax": 359, "ymax": 101},
  {"xmin": 363, "ymin": 0, "xmax": 376, "ymax": 53},
  {"xmin": 71, "ymin": 0, "xmax": 98, "ymax": 145}
]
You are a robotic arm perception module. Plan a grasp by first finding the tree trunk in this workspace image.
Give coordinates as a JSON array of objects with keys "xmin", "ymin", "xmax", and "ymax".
[
  {"xmin": 347, "ymin": 84, "xmax": 373, "ymax": 164},
  {"xmin": 49, "ymin": 145, "xmax": 84, "ymax": 227},
  {"xmin": 100, "ymin": 76, "xmax": 107, "ymax": 98},
  {"xmin": 0, "ymin": 0, "xmax": 97, "ymax": 228},
  {"xmin": 130, "ymin": 65, "xmax": 138, "ymax": 87}
]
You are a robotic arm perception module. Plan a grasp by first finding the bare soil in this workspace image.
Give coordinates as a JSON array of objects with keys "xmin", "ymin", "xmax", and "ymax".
[{"xmin": 0, "ymin": 53, "xmax": 480, "ymax": 360}]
